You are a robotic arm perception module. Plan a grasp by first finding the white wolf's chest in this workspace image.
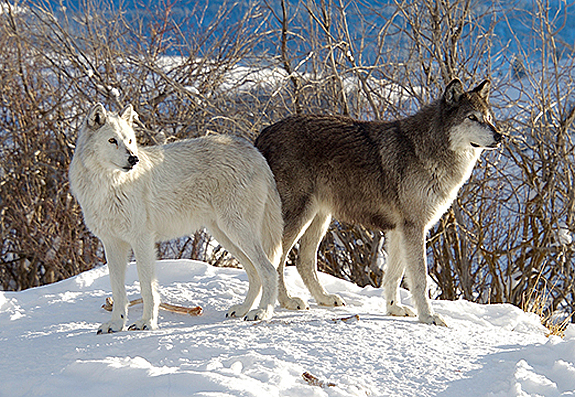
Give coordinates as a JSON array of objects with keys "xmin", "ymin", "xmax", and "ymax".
[{"xmin": 76, "ymin": 173, "xmax": 148, "ymax": 240}]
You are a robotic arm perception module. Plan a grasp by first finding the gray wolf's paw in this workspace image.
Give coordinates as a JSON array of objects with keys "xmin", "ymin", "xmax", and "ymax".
[
  {"xmin": 387, "ymin": 302, "xmax": 417, "ymax": 317},
  {"xmin": 279, "ymin": 296, "xmax": 309, "ymax": 311},
  {"xmin": 226, "ymin": 304, "xmax": 250, "ymax": 319},
  {"xmin": 97, "ymin": 319, "xmax": 125, "ymax": 335},
  {"xmin": 419, "ymin": 312, "xmax": 447, "ymax": 327},
  {"xmin": 127, "ymin": 319, "xmax": 157, "ymax": 331},
  {"xmin": 316, "ymin": 293, "xmax": 346, "ymax": 307},
  {"xmin": 244, "ymin": 307, "xmax": 273, "ymax": 321}
]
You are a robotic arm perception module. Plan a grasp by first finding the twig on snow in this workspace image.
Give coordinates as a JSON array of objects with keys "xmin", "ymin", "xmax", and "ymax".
[
  {"xmin": 302, "ymin": 372, "xmax": 336, "ymax": 388},
  {"xmin": 102, "ymin": 297, "xmax": 203, "ymax": 316}
]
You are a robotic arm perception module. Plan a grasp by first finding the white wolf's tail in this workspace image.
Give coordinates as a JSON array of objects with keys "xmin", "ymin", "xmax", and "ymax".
[{"xmin": 261, "ymin": 175, "xmax": 284, "ymax": 268}]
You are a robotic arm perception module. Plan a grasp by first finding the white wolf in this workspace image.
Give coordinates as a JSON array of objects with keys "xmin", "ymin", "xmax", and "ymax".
[{"xmin": 69, "ymin": 104, "xmax": 283, "ymax": 333}]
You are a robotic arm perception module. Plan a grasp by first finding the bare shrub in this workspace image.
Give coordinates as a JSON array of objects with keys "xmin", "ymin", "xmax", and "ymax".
[
  {"xmin": 2, "ymin": 0, "xmax": 573, "ymax": 323},
  {"xmin": 264, "ymin": 0, "xmax": 575, "ymax": 321},
  {"xmin": 0, "ymin": 0, "xmax": 267, "ymax": 289}
]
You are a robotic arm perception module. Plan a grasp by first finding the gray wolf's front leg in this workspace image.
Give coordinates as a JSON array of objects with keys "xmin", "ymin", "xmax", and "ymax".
[{"xmin": 402, "ymin": 225, "xmax": 447, "ymax": 326}]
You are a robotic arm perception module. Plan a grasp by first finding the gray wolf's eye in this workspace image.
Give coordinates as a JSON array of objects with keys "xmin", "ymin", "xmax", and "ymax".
[
  {"xmin": 108, "ymin": 138, "xmax": 118, "ymax": 145},
  {"xmin": 468, "ymin": 114, "xmax": 479, "ymax": 122}
]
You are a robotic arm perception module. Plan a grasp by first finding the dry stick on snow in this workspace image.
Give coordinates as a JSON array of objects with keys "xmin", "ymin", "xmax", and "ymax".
[
  {"xmin": 302, "ymin": 372, "xmax": 336, "ymax": 388},
  {"xmin": 102, "ymin": 297, "xmax": 203, "ymax": 316},
  {"xmin": 330, "ymin": 314, "xmax": 360, "ymax": 323}
]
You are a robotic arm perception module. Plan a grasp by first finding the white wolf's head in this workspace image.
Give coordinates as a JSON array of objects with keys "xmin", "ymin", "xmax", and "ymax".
[
  {"xmin": 444, "ymin": 79, "xmax": 502, "ymax": 152},
  {"xmin": 78, "ymin": 103, "xmax": 140, "ymax": 173}
]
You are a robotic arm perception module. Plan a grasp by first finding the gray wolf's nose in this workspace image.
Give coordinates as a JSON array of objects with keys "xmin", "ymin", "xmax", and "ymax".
[{"xmin": 494, "ymin": 131, "xmax": 503, "ymax": 143}]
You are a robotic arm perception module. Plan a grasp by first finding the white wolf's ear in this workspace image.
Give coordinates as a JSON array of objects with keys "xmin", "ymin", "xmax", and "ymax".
[
  {"xmin": 444, "ymin": 79, "xmax": 464, "ymax": 106},
  {"xmin": 119, "ymin": 104, "xmax": 136, "ymax": 126},
  {"xmin": 87, "ymin": 103, "xmax": 107, "ymax": 129},
  {"xmin": 473, "ymin": 79, "xmax": 491, "ymax": 99}
]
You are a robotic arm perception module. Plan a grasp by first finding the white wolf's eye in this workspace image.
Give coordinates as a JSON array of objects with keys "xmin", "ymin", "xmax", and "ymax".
[{"xmin": 108, "ymin": 138, "xmax": 118, "ymax": 145}]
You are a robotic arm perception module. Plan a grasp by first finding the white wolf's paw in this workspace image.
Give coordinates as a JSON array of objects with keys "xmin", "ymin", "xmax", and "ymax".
[
  {"xmin": 387, "ymin": 303, "xmax": 417, "ymax": 318},
  {"xmin": 279, "ymin": 296, "xmax": 309, "ymax": 311},
  {"xmin": 419, "ymin": 312, "xmax": 448, "ymax": 327},
  {"xmin": 226, "ymin": 304, "xmax": 250, "ymax": 319},
  {"xmin": 97, "ymin": 319, "xmax": 125, "ymax": 335},
  {"xmin": 316, "ymin": 293, "xmax": 346, "ymax": 308},
  {"xmin": 244, "ymin": 307, "xmax": 273, "ymax": 321},
  {"xmin": 127, "ymin": 319, "xmax": 157, "ymax": 331}
]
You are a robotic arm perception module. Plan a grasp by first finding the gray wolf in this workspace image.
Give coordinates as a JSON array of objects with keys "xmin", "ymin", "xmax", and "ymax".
[
  {"xmin": 69, "ymin": 104, "xmax": 283, "ymax": 333},
  {"xmin": 255, "ymin": 79, "xmax": 501, "ymax": 326}
]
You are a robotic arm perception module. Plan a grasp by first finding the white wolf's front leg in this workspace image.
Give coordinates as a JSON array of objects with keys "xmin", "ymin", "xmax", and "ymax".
[
  {"xmin": 129, "ymin": 236, "xmax": 160, "ymax": 331},
  {"xmin": 98, "ymin": 239, "xmax": 130, "ymax": 334}
]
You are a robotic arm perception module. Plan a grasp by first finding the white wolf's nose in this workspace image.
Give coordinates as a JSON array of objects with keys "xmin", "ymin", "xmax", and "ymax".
[{"xmin": 128, "ymin": 155, "xmax": 139, "ymax": 166}]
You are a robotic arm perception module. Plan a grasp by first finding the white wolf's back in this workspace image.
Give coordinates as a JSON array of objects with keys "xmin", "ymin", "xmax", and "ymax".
[{"xmin": 145, "ymin": 135, "xmax": 283, "ymax": 263}]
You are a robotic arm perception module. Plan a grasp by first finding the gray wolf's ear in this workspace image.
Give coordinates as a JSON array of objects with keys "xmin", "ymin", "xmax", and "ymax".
[
  {"xmin": 444, "ymin": 79, "xmax": 464, "ymax": 106},
  {"xmin": 87, "ymin": 103, "xmax": 107, "ymax": 129},
  {"xmin": 120, "ymin": 104, "xmax": 135, "ymax": 126},
  {"xmin": 473, "ymin": 79, "xmax": 490, "ymax": 99}
]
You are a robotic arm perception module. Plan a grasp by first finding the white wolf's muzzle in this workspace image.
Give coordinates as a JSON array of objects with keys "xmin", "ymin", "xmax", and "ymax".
[{"xmin": 123, "ymin": 154, "xmax": 139, "ymax": 171}]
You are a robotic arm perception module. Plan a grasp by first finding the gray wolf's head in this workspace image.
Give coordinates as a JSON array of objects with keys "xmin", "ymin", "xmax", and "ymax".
[
  {"xmin": 443, "ymin": 79, "xmax": 502, "ymax": 151},
  {"xmin": 78, "ymin": 103, "xmax": 140, "ymax": 172}
]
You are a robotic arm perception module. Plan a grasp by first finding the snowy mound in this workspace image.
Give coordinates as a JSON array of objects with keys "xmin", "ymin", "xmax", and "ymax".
[{"xmin": 1, "ymin": 260, "xmax": 574, "ymax": 396}]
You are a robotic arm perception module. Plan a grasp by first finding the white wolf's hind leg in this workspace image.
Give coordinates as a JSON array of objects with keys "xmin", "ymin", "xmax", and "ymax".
[
  {"xmin": 383, "ymin": 229, "xmax": 416, "ymax": 318},
  {"xmin": 226, "ymin": 221, "xmax": 278, "ymax": 321},
  {"xmin": 297, "ymin": 212, "xmax": 345, "ymax": 307},
  {"xmin": 99, "ymin": 239, "xmax": 130, "ymax": 334},
  {"xmin": 209, "ymin": 223, "xmax": 264, "ymax": 319},
  {"xmin": 241, "ymin": 243, "xmax": 277, "ymax": 321}
]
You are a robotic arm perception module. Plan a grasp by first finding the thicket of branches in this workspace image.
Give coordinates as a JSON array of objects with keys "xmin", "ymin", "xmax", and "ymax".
[{"xmin": 1, "ymin": 0, "xmax": 573, "ymax": 321}]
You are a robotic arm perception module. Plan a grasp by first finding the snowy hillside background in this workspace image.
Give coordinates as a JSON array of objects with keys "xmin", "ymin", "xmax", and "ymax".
[{"xmin": 1, "ymin": 259, "xmax": 575, "ymax": 397}]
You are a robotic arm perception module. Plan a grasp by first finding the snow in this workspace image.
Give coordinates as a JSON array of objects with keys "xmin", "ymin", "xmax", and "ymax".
[{"xmin": 1, "ymin": 260, "xmax": 574, "ymax": 397}]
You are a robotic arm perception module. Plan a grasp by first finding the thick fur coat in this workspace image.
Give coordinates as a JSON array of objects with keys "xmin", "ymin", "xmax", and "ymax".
[
  {"xmin": 70, "ymin": 104, "xmax": 283, "ymax": 333},
  {"xmin": 255, "ymin": 79, "xmax": 502, "ymax": 326}
]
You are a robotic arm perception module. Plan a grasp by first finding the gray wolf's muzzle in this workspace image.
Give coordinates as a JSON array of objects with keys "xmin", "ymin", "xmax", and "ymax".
[{"xmin": 488, "ymin": 125, "xmax": 503, "ymax": 149}]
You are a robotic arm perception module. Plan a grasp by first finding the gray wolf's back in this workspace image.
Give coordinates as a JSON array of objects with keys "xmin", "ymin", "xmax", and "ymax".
[{"xmin": 256, "ymin": 115, "xmax": 400, "ymax": 230}]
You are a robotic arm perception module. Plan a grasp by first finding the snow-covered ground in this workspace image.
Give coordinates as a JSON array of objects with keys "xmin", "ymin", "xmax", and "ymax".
[{"xmin": 1, "ymin": 260, "xmax": 574, "ymax": 397}]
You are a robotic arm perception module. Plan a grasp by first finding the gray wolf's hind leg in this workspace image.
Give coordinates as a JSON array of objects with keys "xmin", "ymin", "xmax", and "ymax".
[
  {"xmin": 296, "ymin": 211, "xmax": 345, "ymax": 307},
  {"xmin": 276, "ymin": 205, "xmax": 319, "ymax": 311}
]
